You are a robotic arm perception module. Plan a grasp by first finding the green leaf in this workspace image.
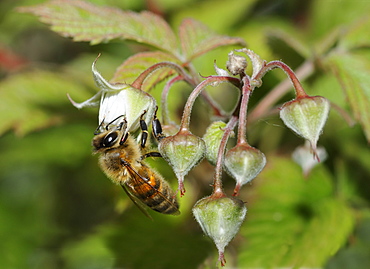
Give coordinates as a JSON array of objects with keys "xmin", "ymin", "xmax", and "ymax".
[
  {"xmin": 171, "ymin": 0, "xmax": 258, "ymax": 33},
  {"xmin": 339, "ymin": 15, "xmax": 370, "ymax": 50},
  {"xmin": 0, "ymin": 165, "xmax": 56, "ymax": 269},
  {"xmin": 309, "ymin": 0, "xmax": 370, "ymax": 40},
  {"xmin": 266, "ymin": 28, "xmax": 311, "ymax": 59},
  {"xmin": 82, "ymin": 215, "xmax": 211, "ymax": 269},
  {"xmin": 0, "ymin": 124, "xmax": 92, "ymax": 168},
  {"xmin": 238, "ymin": 157, "xmax": 354, "ymax": 268},
  {"xmin": 0, "ymin": 70, "xmax": 91, "ymax": 136},
  {"xmin": 61, "ymin": 233, "xmax": 115, "ymax": 269},
  {"xmin": 110, "ymin": 51, "xmax": 183, "ymax": 91},
  {"xmin": 18, "ymin": 0, "xmax": 179, "ymax": 56},
  {"xmin": 179, "ymin": 18, "xmax": 246, "ymax": 62},
  {"xmin": 325, "ymin": 52, "xmax": 370, "ymax": 142}
]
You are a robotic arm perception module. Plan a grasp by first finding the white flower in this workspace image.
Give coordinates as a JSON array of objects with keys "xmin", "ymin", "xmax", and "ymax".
[{"xmin": 68, "ymin": 55, "xmax": 157, "ymax": 133}]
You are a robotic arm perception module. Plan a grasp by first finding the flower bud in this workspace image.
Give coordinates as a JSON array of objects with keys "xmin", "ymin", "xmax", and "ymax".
[
  {"xmin": 280, "ymin": 96, "xmax": 330, "ymax": 160},
  {"xmin": 226, "ymin": 51, "xmax": 247, "ymax": 76},
  {"xmin": 292, "ymin": 142, "xmax": 328, "ymax": 176},
  {"xmin": 224, "ymin": 143, "xmax": 266, "ymax": 196},
  {"xmin": 203, "ymin": 121, "xmax": 228, "ymax": 166},
  {"xmin": 192, "ymin": 194, "xmax": 247, "ymax": 266},
  {"xmin": 158, "ymin": 129, "xmax": 206, "ymax": 196},
  {"xmin": 236, "ymin": 48, "xmax": 265, "ymax": 80}
]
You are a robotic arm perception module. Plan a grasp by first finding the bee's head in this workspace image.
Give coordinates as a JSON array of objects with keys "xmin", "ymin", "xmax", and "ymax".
[{"xmin": 92, "ymin": 116, "xmax": 128, "ymax": 152}]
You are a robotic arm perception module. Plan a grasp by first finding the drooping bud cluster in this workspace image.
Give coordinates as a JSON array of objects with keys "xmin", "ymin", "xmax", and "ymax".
[
  {"xmin": 280, "ymin": 95, "xmax": 330, "ymax": 160},
  {"xmin": 192, "ymin": 193, "xmax": 247, "ymax": 266},
  {"xmin": 67, "ymin": 48, "xmax": 331, "ymax": 268}
]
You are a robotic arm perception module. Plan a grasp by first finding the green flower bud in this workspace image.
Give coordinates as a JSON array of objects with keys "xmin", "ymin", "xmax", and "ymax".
[
  {"xmin": 280, "ymin": 96, "xmax": 330, "ymax": 160},
  {"xmin": 224, "ymin": 143, "xmax": 266, "ymax": 196},
  {"xmin": 158, "ymin": 129, "xmax": 206, "ymax": 196},
  {"xmin": 192, "ymin": 194, "xmax": 247, "ymax": 266},
  {"xmin": 203, "ymin": 121, "xmax": 228, "ymax": 166}
]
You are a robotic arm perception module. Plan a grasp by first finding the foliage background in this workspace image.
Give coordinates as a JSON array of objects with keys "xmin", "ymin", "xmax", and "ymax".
[{"xmin": 0, "ymin": 0, "xmax": 369, "ymax": 268}]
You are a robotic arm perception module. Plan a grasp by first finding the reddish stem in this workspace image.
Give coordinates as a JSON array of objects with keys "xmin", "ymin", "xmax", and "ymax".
[
  {"xmin": 134, "ymin": 61, "xmax": 229, "ymax": 121},
  {"xmin": 255, "ymin": 60, "xmax": 308, "ymax": 99},
  {"xmin": 132, "ymin": 61, "xmax": 194, "ymax": 90},
  {"xmin": 161, "ymin": 75, "xmax": 184, "ymax": 124},
  {"xmin": 249, "ymin": 60, "xmax": 314, "ymax": 123},
  {"xmin": 237, "ymin": 76, "xmax": 252, "ymax": 145},
  {"xmin": 219, "ymin": 250, "xmax": 226, "ymax": 267},
  {"xmin": 213, "ymin": 116, "xmax": 238, "ymax": 194},
  {"xmin": 180, "ymin": 76, "xmax": 241, "ymax": 131}
]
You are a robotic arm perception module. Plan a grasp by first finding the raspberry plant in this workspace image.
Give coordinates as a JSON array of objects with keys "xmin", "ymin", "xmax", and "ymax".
[
  {"xmin": 1, "ymin": 0, "xmax": 368, "ymax": 268},
  {"xmin": 64, "ymin": 43, "xmax": 330, "ymax": 265}
]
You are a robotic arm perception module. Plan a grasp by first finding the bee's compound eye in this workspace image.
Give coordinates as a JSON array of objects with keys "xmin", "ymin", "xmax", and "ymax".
[{"xmin": 102, "ymin": 132, "xmax": 118, "ymax": 147}]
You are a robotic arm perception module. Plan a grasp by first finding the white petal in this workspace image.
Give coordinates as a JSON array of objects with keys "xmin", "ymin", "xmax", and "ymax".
[
  {"xmin": 99, "ymin": 87, "xmax": 156, "ymax": 132},
  {"xmin": 67, "ymin": 92, "xmax": 101, "ymax": 109}
]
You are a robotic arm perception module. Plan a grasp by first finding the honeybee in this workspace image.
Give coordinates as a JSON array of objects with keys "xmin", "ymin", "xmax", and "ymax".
[{"xmin": 92, "ymin": 113, "xmax": 180, "ymax": 216}]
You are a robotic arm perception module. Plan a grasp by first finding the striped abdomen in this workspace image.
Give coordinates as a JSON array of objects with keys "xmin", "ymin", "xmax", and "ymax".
[{"xmin": 124, "ymin": 162, "xmax": 179, "ymax": 215}]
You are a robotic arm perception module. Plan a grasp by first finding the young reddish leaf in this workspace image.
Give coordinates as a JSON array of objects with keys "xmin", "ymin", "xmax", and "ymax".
[
  {"xmin": 17, "ymin": 0, "xmax": 179, "ymax": 56},
  {"xmin": 179, "ymin": 18, "xmax": 246, "ymax": 62},
  {"xmin": 327, "ymin": 53, "xmax": 370, "ymax": 142},
  {"xmin": 110, "ymin": 51, "xmax": 183, "ymax": 92}
]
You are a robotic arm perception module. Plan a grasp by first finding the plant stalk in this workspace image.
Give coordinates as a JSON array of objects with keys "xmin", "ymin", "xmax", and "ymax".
[
  {"xmin": 237, "ymin": 76, "xmax": 252, "ymax": 145},
  {"xmin": 180, "ymin": 76, "xmax": 241, "ymax": 131},
  {"xmin": 212, "ymin": 115, "xmax": 238, "ymax": 194}
]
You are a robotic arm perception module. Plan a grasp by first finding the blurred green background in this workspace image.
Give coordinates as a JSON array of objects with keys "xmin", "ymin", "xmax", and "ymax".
[{"xmin": 0, "ymin": 0, "xmax": 369, "ymax": 268}]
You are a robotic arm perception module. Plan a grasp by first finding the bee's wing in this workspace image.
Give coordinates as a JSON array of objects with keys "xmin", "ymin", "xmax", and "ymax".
[
  {"xmin": 123, "ymin": 161, "xmax": 180, "ymax": 215},
  {"xmin": 120, "ymin": 183, "xmax": 153, "ymax": 219}
]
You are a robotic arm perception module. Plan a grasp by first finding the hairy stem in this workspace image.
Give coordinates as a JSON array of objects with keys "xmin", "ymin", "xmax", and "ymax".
[
  {"xmin": 259, "ymin": 60, "xmax": 308, "ymax": 98},
  {"xmin": 132, "ymin": 61, "xmax": 194, "ymax": 90},
  {"xmin": 213, "ymin": 115, "xmax": 239, "ymax": 194},
  {"xmin": 249, "ymin": 60, "xmax": 314, "ymax": 123},
  {"xmin": 180, "ymin": 76, "xmax": 241, "ymax": 131},
  {"xmin": 161, "ymin": 75, "xmax": 184, "ymax": 124},
  {"xmin": 237, "ymin": 76, "xmax": 252, "ymax": 145}
]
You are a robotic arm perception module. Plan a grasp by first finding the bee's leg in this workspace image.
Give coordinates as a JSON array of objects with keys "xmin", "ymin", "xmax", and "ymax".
[
  {"xmin": 119, "ymin": 132, "xmax": 129, "ymax": 145},
  {"xmin": 140, "ymin": 109, "xmax": 162, "ymax": 159},
  {"xmin": 152, "ymin": 106, "xmax": 166, "ymax": 142},
  {"xmin": 141, "ymin": 151, "xmax": 162, "ymax": 160},
  {"xmin": 139, "ymin": 110, "xmax": 149, "ymax": 148}
]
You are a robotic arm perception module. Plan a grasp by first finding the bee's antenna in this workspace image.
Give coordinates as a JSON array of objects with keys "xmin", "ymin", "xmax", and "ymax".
[
  {"xmin": 117, "ymin": 116, "xmax": 127, "ymax": 131},
  {"xmin": 94, "ymin": 118, "xmax": 106, "ymax": 135},
  {"xmin": 94, "ymin": 115, "xmax": 127, "ymax": 135},
  {"xmin": 107, "ymin": 115, "xmax": 125, "ymax": 129}
]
